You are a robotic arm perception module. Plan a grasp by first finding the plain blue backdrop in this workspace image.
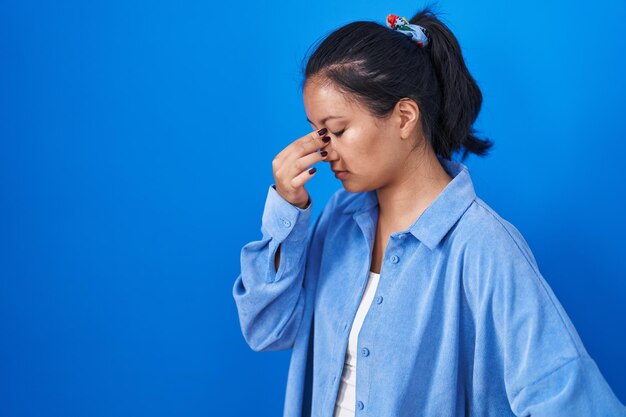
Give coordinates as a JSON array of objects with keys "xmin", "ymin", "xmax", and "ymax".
[{"xmin": 1, "ymin": 0, "xmax": 625, "ymax": 416}]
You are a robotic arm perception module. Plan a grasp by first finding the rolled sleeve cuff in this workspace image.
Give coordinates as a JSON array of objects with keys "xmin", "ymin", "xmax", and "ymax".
[{"xmin": 261, "ymin": 184, "xmax": 313, "ymax": 243}]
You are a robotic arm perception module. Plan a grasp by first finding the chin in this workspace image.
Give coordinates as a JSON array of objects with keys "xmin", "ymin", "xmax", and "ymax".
[{"xmin": 341, "ymin": 180, "xmax": 364, "ymax": 194}]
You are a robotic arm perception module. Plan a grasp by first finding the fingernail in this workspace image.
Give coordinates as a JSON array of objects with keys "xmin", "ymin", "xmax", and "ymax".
[
  {"xmin": 320, "ymin": 150, "xmax": 328, "ymax": 157},
  {"xmin": 308, "ymin": 167, "xmax": 316, "ymax": 175},
  {"xmin": 322, "ymin": 136, "xmax": 330, "ymax": 143},
  {"xmin": 317, "ymin": 128, "xmax": 327, "ymax": 136}
]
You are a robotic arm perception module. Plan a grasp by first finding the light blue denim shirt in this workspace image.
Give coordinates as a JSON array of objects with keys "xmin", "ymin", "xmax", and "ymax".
[{"xmin": 233, "ymin": 155, "xmax": 626, "ymax": 417}]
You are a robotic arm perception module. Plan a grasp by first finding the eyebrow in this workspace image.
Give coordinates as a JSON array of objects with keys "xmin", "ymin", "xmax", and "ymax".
[{"xmin": 306, "ymin": 116, "xmax": 343, "ymax": 125}]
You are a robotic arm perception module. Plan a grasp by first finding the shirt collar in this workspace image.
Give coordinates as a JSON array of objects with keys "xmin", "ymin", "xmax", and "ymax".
[{"xmin": 341, "ymin": 155, "xmax": 477, "ymax": 250}]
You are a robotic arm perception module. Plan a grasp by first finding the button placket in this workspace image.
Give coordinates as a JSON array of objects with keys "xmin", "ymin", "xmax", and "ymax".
[{"xmin": 387, "ymin": 237, "xmax": 405, "ymax": 266}]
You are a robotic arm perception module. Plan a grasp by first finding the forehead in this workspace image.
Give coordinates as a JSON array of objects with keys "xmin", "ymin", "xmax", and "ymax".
[{"xmin": 303, "ymin": 79, "xmax": 357, "ymax": 117}]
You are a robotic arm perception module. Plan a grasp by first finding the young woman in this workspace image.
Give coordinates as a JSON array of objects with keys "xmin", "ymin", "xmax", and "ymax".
[{"xmin": 232, "ymin": 7, "xmax": 626, "ymax": 417}]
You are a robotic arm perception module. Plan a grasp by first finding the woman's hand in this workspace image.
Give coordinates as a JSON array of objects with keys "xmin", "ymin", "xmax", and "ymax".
[{"xmin": 272, "ymin": 128, "xmax": 331, "ymax": 209}]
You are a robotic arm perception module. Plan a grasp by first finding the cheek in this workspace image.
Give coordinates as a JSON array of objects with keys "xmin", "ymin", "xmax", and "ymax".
[
  {"xmin": 341, "ymin": 136, "xmax": 386, "ymax": 171},
  {"xmin": 342, "ymin": 128, "xmax": 381, "ymax": 152}
]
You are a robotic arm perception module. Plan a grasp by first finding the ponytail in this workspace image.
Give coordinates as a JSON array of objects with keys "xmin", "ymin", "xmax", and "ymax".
[{"xmin": 409, "ymin": 7, "xmax": 493, "ymax": 160}]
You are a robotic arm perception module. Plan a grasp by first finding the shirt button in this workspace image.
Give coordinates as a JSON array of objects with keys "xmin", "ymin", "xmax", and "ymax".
[
  {"xmin": 376, "ymin": 295, "xmax": 383, "ymax": 304},
  {"xmin": 390, "ymin": 255, "xmax": 399, "ymax": 263},
  {"xmin": 357, "ymin": 400, "xmax": 364, "ymax": 410},
  {"xmin": 282, "ymin": 219, "xmax": 291, "ymax": 227},
  {"xmin": 361, "ymin": 347, "xmax": 370, "ymax": 357}
]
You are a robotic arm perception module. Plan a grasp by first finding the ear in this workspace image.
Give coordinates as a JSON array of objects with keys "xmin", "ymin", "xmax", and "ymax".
[{"xmin": 396, "ymin": 98, "xmax": 420, "ymax": 140}]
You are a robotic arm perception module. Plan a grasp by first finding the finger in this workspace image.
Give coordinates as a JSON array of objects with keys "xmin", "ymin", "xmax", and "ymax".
[
  {"xmin": 276, "ymin": 128, "xmax": 330, "ymax": 162},
  {"xmin": 283, "ymin": 148, "xmax": 328, "ymax": 180},
  {"xmin": 290, "ymin": 164, "xmax": 318, "ymax": 189},
  {"xmin": 280, "ymin": 129, "xmax": 330, "ymax": 171}
]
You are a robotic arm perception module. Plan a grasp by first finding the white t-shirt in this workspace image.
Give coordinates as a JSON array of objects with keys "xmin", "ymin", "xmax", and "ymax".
[{"xmin": 333, "ymin": 270, "xmax": 381, "ymax": 417}]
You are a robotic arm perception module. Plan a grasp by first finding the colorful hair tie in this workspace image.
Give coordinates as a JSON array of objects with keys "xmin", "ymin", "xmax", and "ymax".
[{"xmin": 386, "ymin": 14, "xmax": 430, "ymax": 48}]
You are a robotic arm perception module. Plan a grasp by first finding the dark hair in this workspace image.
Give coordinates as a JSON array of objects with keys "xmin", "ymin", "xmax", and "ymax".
[{"xmin": 300, "ymin": 5, "xmax": 493, "ymax": 162}]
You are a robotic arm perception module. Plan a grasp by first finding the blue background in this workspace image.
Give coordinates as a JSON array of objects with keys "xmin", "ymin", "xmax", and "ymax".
[{"xmin": 1, "ymin": 1, "xmax": 625, "ymax": 416}]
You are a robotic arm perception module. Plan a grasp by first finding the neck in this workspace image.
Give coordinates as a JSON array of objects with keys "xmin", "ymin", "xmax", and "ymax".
[{"xmin": 375, "ymin": 147, "xmax": 453, "ymax": 229}]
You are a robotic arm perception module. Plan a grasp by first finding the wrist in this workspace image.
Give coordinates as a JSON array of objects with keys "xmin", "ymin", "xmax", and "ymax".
[{"xmin": 296, "ymin": 195, "xmax": 311, "ymax": 210}]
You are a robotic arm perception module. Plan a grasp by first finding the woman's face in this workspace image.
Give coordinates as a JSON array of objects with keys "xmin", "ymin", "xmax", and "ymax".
[{"xmin": 303, "ymin": 77, "xmax": 419, "ymax": 193}]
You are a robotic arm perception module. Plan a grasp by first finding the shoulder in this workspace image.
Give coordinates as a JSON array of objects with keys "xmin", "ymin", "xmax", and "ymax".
[{"xmin": 454, "ymin": 196, "xmax": 539, "ymax": 272}]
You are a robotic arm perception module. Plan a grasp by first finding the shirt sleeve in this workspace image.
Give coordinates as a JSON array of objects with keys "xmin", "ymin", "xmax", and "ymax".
[
  {"xmin": 478, "ymin": 224, "xmax": 626, "ymax": 416},
  {"xmin": 231, "ymin": 184, "xmax": 332, "ymax": 352},
  {"xmin": 510, "ymin": 354, "xmax": 626, "ymax": 416}
]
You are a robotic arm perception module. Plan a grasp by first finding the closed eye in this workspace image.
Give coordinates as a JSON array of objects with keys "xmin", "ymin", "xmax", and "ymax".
[{"xmin": 333, "ymin": 129, "xmax": 345, "ymax": 137}]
